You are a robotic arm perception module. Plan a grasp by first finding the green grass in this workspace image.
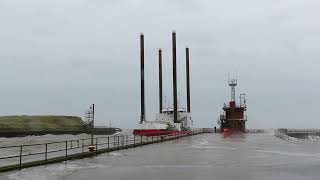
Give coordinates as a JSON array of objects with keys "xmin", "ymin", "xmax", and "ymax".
[{"xmin": 0, "ymin": 115, "xmax": 86, "ymax": 132}]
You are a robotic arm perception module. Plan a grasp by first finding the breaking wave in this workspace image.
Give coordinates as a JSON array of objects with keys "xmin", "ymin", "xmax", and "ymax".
[{"xmin": 8, "ymin": 162, "xmax": 108, "ymax": 180}]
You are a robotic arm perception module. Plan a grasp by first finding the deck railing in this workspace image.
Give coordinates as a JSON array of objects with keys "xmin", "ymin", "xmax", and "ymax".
[{"xmin": 0, "ymin": 128, "xmax": 204, "ymax": 172}]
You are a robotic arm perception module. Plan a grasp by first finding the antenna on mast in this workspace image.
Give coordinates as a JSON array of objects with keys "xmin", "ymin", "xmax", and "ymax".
[
  {"xmin": 228, "ymin": 77, "xmax": 237, "ymax": 102},
  {"xmin": 228, "ymin": 72, "xmax": 237, "ymax": 108}
]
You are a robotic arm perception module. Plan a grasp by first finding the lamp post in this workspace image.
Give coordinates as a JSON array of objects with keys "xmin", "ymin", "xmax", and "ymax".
[
  {"xmin": 91, "ymin": 104, "xmax": 95, "ymax": 146},
  {"xmin": 87, "ymin": 104, "xmax": 95, "ymax": 152}
]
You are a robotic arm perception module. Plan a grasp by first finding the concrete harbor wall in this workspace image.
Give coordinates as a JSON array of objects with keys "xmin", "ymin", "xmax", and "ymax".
[
  {"xmin": 274, "ymin": 128, "xmax": 320, "ymax": 140},
  {"xmin": 0, "ymin": 129, "xmax": 206, "ymax": 173},
  {"xmin": 202, "ymin": 128, "xmax": 214, "ymax": 133}
]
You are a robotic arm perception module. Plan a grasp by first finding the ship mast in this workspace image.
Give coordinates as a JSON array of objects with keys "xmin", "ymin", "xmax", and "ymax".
[
  {"xmin": 186, "ymin": 47, "xmax": 191, "ymax": 113},
  {"xmin": 140, "ymin": 33, "xmax": 145, "ymax": 124},
  {"xmin": 172, "ymin": 31, "xmax": 178, "ymax": 123},
  {"xmin": 158, "ymin": 48, "xmax": 163, "ymax": 113},
  {"xmin": 228, "ymin": 77, "xmax": 237, "ymax": 107}
]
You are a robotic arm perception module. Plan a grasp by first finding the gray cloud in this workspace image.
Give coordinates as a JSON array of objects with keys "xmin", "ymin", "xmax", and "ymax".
[{"xmin": 0, "ymin": 0, "xmax": 319, "ymax": 128}]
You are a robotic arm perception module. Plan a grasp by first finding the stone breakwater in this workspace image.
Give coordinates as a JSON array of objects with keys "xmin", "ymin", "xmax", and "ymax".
[{"xmin": 274, "ymin": 128, "xmax": 320, "ymax": 141}]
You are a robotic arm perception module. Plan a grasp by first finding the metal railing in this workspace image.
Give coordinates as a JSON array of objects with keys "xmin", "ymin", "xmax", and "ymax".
[{"xmin": 0, "ymin": 129, "xmax": 204, "ymax": 172}]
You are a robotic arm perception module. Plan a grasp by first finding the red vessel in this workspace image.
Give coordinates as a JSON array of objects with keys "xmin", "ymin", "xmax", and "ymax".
[{"xmin": 218, "ymin": 78, "xmax": 247, "ymax": 137}]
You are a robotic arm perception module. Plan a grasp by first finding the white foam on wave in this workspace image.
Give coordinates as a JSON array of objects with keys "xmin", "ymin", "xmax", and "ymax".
[
  {"xmin": 191, "ymin": 144, "xmax": 237, "ymax": 150},
  {"xmin": 264, "ymin": 129, "xmax": 275, "ymax": 135},
  {"xmin": 191, "ymin": 139, "xmax": 238, "ymax": 150},
  {"xmin": 8, "ymin": 162, "xmax": 108, "ymax": 180},
  {"xmin": 307, "ymin": 135, "xmax": 320, "ymax": 141},
  {"xmin": 278, "ymin": 134, "xmax": 320, "ymax": 142},
  {"xmin": 199, "ymin": 141, "xmax": 209, "ymax": 145},
  {"xmin": 143, "ymin": 164, "xmax": 214, "ymax": 168},
  {"xmin": 8, "ymin": 166, "xmax": 71, "ymax": 180},
  {"xmin": 255, "ymin": 149, "xmax": 320, "ymax": 158},
  {"xmin": 108, "ymin": 152, "xmax": 125, "ymax": 157}
]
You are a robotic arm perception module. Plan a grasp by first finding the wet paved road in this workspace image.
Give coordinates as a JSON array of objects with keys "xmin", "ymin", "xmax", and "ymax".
[{"xmin": 1, "ymin": 132, "xmax": 320, "ymax": 180}]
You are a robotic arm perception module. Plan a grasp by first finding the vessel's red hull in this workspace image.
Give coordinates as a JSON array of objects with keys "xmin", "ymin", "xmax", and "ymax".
[
  {"xmin": 133, "ymin": 129, "xmax": 192, "ymax": 136},
  {"xmin": 221, "ymin": 128, "xmax": 246, "ymax": 137},
  {"xmin": 221, "ymin": 128, "xmax": 233, "ymax": 137}
]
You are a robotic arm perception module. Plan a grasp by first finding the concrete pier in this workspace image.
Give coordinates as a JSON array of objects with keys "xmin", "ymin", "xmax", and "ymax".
[
  {"xmin": 0, "ymin": 129, "xmax": 206, "ymax": 173},
  {"xmin": 274, "ymin": 128, "xmax": 320, "ymax": 140},
  {"xmin": 2, "ymin": 132, "xmax": 320, "ymax": 180}
]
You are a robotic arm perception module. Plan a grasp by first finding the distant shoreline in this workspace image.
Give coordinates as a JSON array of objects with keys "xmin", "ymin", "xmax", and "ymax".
[
  {"xmin": 0, "ymin": 115, "xmax": 117, "ymax": 137},
  {"xmin": 0, "ymin": 129, "xmax": 118, "ymax": 138}
]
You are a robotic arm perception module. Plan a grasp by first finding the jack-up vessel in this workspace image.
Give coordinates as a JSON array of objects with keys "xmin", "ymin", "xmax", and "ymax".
[{"xmin": 133, "ymin": 32, "xmax": 193, "ymax": 136}]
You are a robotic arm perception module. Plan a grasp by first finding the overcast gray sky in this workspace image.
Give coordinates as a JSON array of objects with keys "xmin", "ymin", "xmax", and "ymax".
[{"xmin": 0, "ymin": 0, "xmax": 319, "ymax": 129}]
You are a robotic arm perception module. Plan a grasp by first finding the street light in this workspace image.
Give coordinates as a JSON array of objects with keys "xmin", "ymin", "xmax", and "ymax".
[{"xmin": 88, "ymin": 104, "xmax": 95, "ymax": 152}]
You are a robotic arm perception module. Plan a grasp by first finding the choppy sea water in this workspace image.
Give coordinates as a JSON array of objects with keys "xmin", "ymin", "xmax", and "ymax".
[{"xmin": 1, "ymin": 132, "xmax": 320, "ymax": 180}]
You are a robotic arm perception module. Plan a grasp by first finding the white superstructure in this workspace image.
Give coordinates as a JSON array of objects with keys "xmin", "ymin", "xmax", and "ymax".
[{"xmin": 139, "ymin": 107, "xmax": 193, "ymax": 131}]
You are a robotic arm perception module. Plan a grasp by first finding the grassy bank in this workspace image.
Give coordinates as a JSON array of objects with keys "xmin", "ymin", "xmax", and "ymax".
[{"xmin": 0, "ymin": 115, "xmax": 86, "ymax": 132}]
